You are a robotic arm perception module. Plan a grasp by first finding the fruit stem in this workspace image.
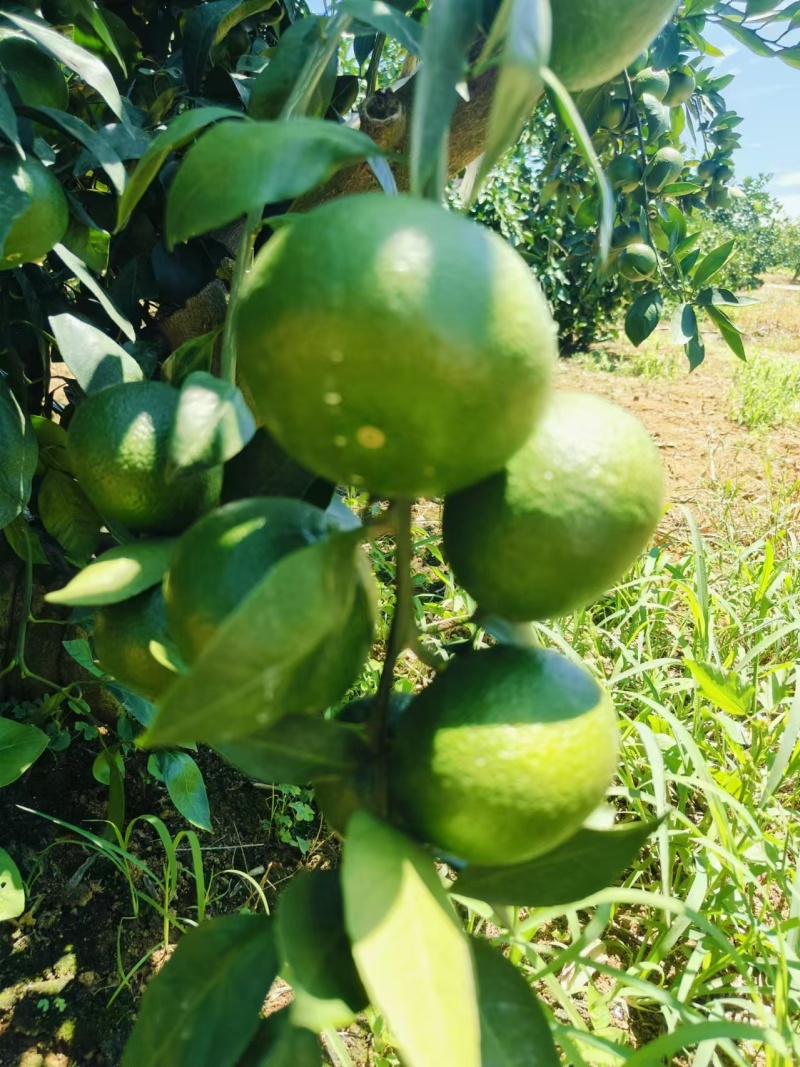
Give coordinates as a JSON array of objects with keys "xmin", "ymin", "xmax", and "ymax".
[
  {"xmin": 370, "ymin": 499, "xmax": 414, "ymax": 815},
  {"xmin": 220, "ymin": 207, "xmax": 261, "ymax": 385}
]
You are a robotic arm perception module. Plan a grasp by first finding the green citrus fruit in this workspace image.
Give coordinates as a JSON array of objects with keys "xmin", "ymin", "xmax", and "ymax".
[
  {"xmin": 549, "ymin": 0, "xmax": 678, "ymax": 91},
  {"xmin": 697, "ymin": 159, "xmax": 718, "ymax": 182},
  {"xmin": 663, "ymin": 70, "xmax": 695, "ymax": 106},
  {"xmin": 235, "ymin": 193, "xmax": 556, "ymax": 499},
  {"xmin": 632, "ymin": 67, "xmax": 670, "ymax": 102},
  {"xmin": 714, "ymin": 163, "xmax": 734, "ymax": 184},
  {"xmin": 606, "ymin": 154, "xmax": 641, "ymax": 193},
  {"xmin": 0, "ymin": 152, "xmax": 68, "ymax": 270},
  {"xmin": 645, "ymin": 147, "xmax": 684, "ymax": 193},
  {"xmin": 164, "ymin": 496, "xmax": 376, "ymax": 707},
  {"xmin": 94, "ymin": 586, "xmax": 175, "ymax": 700},
  {"xmin": 612, "ymin": 222, "xmax": 642, "ymax": 249},
  {"xmin": 601, "ymin": 96, "xmax": 627, "ymax": 130},
  {"xmin": 390, "ymin": 646, "xmax": 619, "ymax": 866},
  {"xmin": 68, "ymin": 381, "xmax": 222, "ymax": 535},
  {"xmin": 0, "ymin": 33, "xmax": 68, "ymax": 114},
  {"xmin": 442, "ymin": 391, "xmax": 665, "ymax": 622},
  {"xmin": 618, "ymin": 242, "xmax": 658, "ymax": 281}
]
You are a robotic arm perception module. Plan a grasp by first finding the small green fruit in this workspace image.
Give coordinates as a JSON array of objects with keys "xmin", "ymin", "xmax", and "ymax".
[
  {"xmin": 645, "ymin": 147, "xmax": 684, "ymax": 193},
  {"xmin": 632, "ymin": 67, "xmax": 670, "ymax": 102},
  {"xmin": 606, "ymin": 154, "xmax": 641, "ymax": 193},
  {"xmin": 662, "ymin": 69, "xmax": 696, "ymax": 106},
  {"xmin": 618, "ymin": 242, "xmax": 658, "ymax": 281}
]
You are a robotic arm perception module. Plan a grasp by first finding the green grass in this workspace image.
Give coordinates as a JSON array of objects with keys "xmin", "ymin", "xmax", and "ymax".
[
  {"xmin": 730, "ymin": 354, "xmax": 800, "ymax": 430},
  {"xmin": 574, "ymin": 344, "xmax": 677, "ymax": 382}
]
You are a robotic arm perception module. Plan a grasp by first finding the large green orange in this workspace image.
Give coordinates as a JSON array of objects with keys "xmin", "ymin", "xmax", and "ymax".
[
  {"xmin": 235, "ymin": 194, "xmax": 556, "ymax": 499},
  {"xmin": 645, "ymin": 147, "xmax": 684, "ymax": 193},
  {"xmin": 164, "ymin": 497, "xmax": 376, "ymax": 707},
  {"xmin": 663, "ymin": 70, "xmax": 696, "ymax": 107},
  {"xmin": 550, "ymin": 0, "xmax": 678, "ymax": 91},
  {"xmin": 93, "ymin": 586, "xmax": 175, "ymax": 700},
  {"xmin": 68, "ymin": 381, "xmax": 222, "ymax": 535},
  {"xmin": 618, "ymin": 243, "xmax": 658, "ymax": 281},
  {"xmin": 442, "ymin": 392, "xmax": 665, "ymax": 622},
  {"xmin": 390, "ymin": 646, "xmax": 619, "ymax": 867},
  {"xmin": 0, "ymin": 152, "xmax": 68, "ymax": 270},
  {"xmin": 0, "ymin": 34, "xmax": 69, "ymax": 114}
]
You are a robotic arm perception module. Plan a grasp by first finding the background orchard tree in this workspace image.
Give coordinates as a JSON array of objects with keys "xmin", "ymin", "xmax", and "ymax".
[{"xmin": 1, "ymin": 2, "xmax": 799, "ymax": 1065}]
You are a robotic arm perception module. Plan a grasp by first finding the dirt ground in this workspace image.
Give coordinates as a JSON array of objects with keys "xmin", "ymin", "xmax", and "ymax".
[{"xmin": 1, "ymin": 278, "xmax": 798, "ymax": 1066}]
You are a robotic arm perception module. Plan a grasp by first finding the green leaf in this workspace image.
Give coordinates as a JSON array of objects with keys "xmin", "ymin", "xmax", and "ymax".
[
  {"xmin": 62, "ymin": 637, "xmax": 104, "ymax": 678},
  {"xmin": 409, "ymin": 0, "xmax": 482, "ymax": 199},
  {"xmin": 277, "ymin": 870, "xmax": 367, "ymax": 1012},
  {"xmin": 51, "ymin": 243, "xmax": 135, "ymax": 341},
  {"xmin": 122, "ymin": 915, "xmax": 278, "ymax": 1067},
  {"xmin": 116, "ymin": 108, "xmax": 245, "ymax": 231},
  {"xmin": 342, "ymin": 812, "xmax": 481, "ymax": 1067},
  {"xmin": 3, "ymin": 516, "xmax": 48, "ymax": 566},
  {"xmin": 183, "ymin": 0, "xmax": 279, "ymax": 91},
  {"xmin": 705, "ymin": 304, "xmax": 746, "ymax": 360},
  {"xmin": 20, "ymin": 106, "xmax": 126, "ymax": 197},
  {"xmin": 166, "ymin": 119, "xmax": 380, "ymax": 248},
  {"xmin": 0, "ymin": 81, "xmax": 22, "ymax": 157},
  {"xmin": 661, "ymin": 181, "xmax": 702, "ymax": 196},
  {"xmin": 472, "ymin": 939, "xmax": 559, "ymax": 1067},
  {"xmin": 1, "ymin": 10, "xmax": 122, "ymax": 117},
  {"xmin": 216, "ymin": 715, "xmax": 368, "ymax": 785},
  {"xmin": 249, "ymin": 17, "xmax": 337, "ymax": 122},
  {"xmin": 696, "ymin": 287, "xmax": 757, "ymax": 308},
  {"xmin": 161, "ymin": 330, "xmax": 220, "ymax": 388},
  {"xmin": 670, "ymin": 303, "xmax": 698, "ymax": 345},
  {"xmin": 625, "ymin": 290, "xmax": 663, "ymax": 347},
  {"xmin": 454, "ymin": 822, "xmax": 660, "ymax": 906},
  {"xmin": 37, "ymin": 470, "xmax": 102, "ymax": 566},
  {"xmin": 157, "ymin": 751, "xmax": 212, "ymax": 831},
  {"xmin": 692, "ymin": 238, "xmax": 737, "ymax": 287},
  {"xmin": 779, "ymin": 44, "xmax": 800, "ymax": 69},
  {"xmin": 684, "ymin": 659, "xmax": 753, "ymax": 717},
  {"xmin": 474, "ymin": 0, "xmax": 549, "ymax": 196},
  {"xmin": 0, "ymin": 152, "xmax": 29, "ymax": 253},
  {"xmin": 0, "ymin": 848, "xmax": 25, "ymax": 922},
  {"xmin": 720, "ymin": 18, "xmax": 776, "ymax": 57},
  {"xmin": 0, "ymin": 378, "xmax": 37, "ymax": 530},
  {"xmin": 239, "ymin": 1015, "xmax": 323, "ymax": 1067},
  {"xmin": 46, "ymin": 539, "xmax": 177, "ymax": 607},
  {"xmin": 168, "ymin": 372, "xmax": 256, "ymax": 473},
  {"xmin": 61, "ymin": 218, "xmax": 110, "ymax": 277},
  {"xmin": 339, "ymin": 1, "xmax": 423, "ymax": 54},
  {"xmin": 142, "ymin": 530, "xmax": 367, "ymax": 747},
  {"xmin": 48, "ymin": 313, "xmax": 143, "ymax": 394},
  {"xmin": 0, "ymin": 719, "xmax": 49, "ymax": 787}
]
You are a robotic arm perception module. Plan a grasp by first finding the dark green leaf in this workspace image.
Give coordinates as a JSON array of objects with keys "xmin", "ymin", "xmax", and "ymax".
[
  {"xmin": 51, "ymin": 243, "xmax": 135, "ymax": 341},
  {"xmin": 161, "ymin": 330, "xmax": 220, "ymax": 388},
  {"xmin": 221, "ymin": 427, "xmax": 319, "ymax": 505},
  {"xmin": 19, "ymin": 106, "xmax": 126, "ymax": 196},
  {"xmin": 670, "ymin": 303, "xmax": 698, "ymax": 345},
  {"xmin": 409, "ymin": 0, "xmax": 482, "ymax": 198},
  {"xmin": 625, "ymin": 290, "xmax": 662, "ymax": 347},
  {"xmin": 0, "ymin": 378, "xmax": 37, "ymax": 530},
  {"xmin": 692, "ymin": 239, "xmax": 736, "ymax": 287},
  {"xmin": 142, "ymin": 530, "xmax": 367, "ymax": 747},
  {"xmin": 0, "ymin": 719, "xmax": 49, "ymax": 787},
  {"xmin": 339, "ymin": 1, "xmax": 423, "ymax": 54},
  {"xmin": 166, "ymin": 119, "xmax": 381, "ymax": 247},
  {"xmin": 720, "ymin": 19, "xmax": 776, "ymax": 57},
  {"xmin": 0, "ymin": 848, "xmax": 25, "ymax": 922},
  {"xmin": 454, "ymin": 822, "xmax": 660, "ymax": 906},
  {"xmin": 37, "ymin": 470, "xmax": 102, "ymax": 565},
  {"xmin": 168, "ymin": 372, "xmax": 256, "ymax": 473},
  {"xmin": 61, "ymin": 218, "xmax": 110, "ymax": 276},
  {"xmin": 0, "ymin": 152, "xmax": 29, "ymax": 253},
  {"xmin": 0, "ymin": 81, "xmax": 21, "ymax": 155},
  {"xmin": 48, "ymin": 313, "xmax": 144, "ymax": 394},
  {"xmin": 696, "ymin": 287, "xmax": 758, "ymax": 307},
  {"xmin": 183, "ymin": 0, "xmax": 280, "ymax": 92},
  {"xmin": 277, "ymin": 870, "xmax": 367, "ymax": 1011},
  {"xmin": 63, "ymin": 637, "xmax": 104, "ymax": 678},
  {"xmin": 472, "ymin": 939, "xmax": 559, "ymax": 1067},
  {"xmin": 216, "ymin": 715, "xmax": 368, "ymax": 785},
  {"xmin": 239, "ymin": 1015, "xmax": 322, "ymax": 1067},
  {"xmin": 116, "ymin": 108, "xmax": 245, "ymax": 231},
  {"xmin": 122, "ymin": 915, "xmax": 278, "ymax": 1067},
  {"xmin": 46, "ymin": 539, "xmax": 176, "ymax": 607},
  {"xmin": 249, "ymin": 18, "xmax": 337, "ymax": 121},
  {"xmin": 342, "ymin": 812, "xmax": 481, "ymax": 1067},
  {"xmin": 1, "ymin": 10, "xmax": 122, "ymax": 116},
  {"xmin": 158, "ymin": 751, "xmax": 212, "ymax": 831},
  {"xmin": 3, "ymin": 516, "xmax": 48, "ymax": 566},
  {"xmin": 705, "ymin": 304, "xmax": 746, "ymax": 360}
]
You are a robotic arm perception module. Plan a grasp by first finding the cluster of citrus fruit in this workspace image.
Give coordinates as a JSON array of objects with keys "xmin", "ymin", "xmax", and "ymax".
[{"xmin": 65, "ymin": 185, "xmax": 664, "ymax": 868}]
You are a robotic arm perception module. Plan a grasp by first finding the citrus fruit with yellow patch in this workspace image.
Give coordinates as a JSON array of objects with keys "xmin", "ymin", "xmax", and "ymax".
[
  {"xmin": 618, "ymin": 242, "xmax": 658, "ymax": 281},
  {"xmin": 390, "ymin": 646, "xmax": 619, "ymax": 867},
  {"xmin": 164, "ymin": 497, "xmax": 376, "ymax": 707},
  {"xmin": 442, "ymin": 392, "xmax": 665, "ymax": 622},
  {"xmin": 550, "ymin": 0, "xmax": 679, "ymax": 91},
  {"xmin": 68, "ymin": 381, "xmax": 222, "ymax": 535},
  {"xmin": 0, "ymin": 33, "xmax": 68, "ymax": 114},
  {"xmin": 0, "ymin": 152, "xmax": 68, "ymax": 270},
  {"xmin": 93, "ymin": 586, "xmax": 175, "ymax": 700},
  {"xmin": 235, "ymin": 194, "xmax": 556, "ymax": 499}
]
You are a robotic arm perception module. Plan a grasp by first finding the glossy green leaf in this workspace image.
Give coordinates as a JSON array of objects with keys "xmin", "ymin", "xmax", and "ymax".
[
  {"xmin": 168, "ymin": 372, "xmax": 256, "ymax": 473},
  {"xmin": 142, "ymin": 530, "xmax": 366, "ymax": 747},
  {"xmin": 625, "ymin": 290, "xmax": 663, "ymax": 347},
  {"xmin": 37, "ymin": 470, "xmax": 102, "ymax": 566},
  {"xmin": 116, "ymin": 108, "xmax": 245, "ymax": 230},
  {"xmin": 705, "ymin": 304, "xmax": 746, "ymax": 360},
  {"xmin": 696, "ymin": 287, "xmax": 758, "ymax": 307},
  {"xmin": 122, "ymin": 915, "xmax": 277, "ymax": 1067},
  {"xmin": 0, "ymin": 152, "xmax": 29, "ymax": 253},
  {"xmin": 339, "ymin": 1, "xmax": 423, "ymax": 54},
  {"xmin": 0, "ymin": 81, "xmax": 21, "ymax": 156},
  {"xmin": 249, "ymin": 17, "xmax": 337, "ymax": 121},
  {"xmin": 692, "ymin": 238, "xmax": 737, "ymax": 287},
  {"xmin": 183, "ymin": 0, "xmax": 279, "ymax": 90},
  {"xmin": 1, "ymin": 10, "xmax": 122, "ymax": 116},
  {"xmin": 158, "ymin": 751, "xmax": 212, "ymax": 831},
  {"xmin": 342, "ymin": 812, "xmax": 481, "ymax": 1067},
  {"xmin": 51, "ymin": 243, "xmax": 135, "ymax": 341},
  {"xmin": 0, "ymin": 379, "xmax": 37, "ymax": 530},
  {"xmin": 161, "ymin": 330, "xmax": 220, "ymax": 388},
  {"xmin": 0, "ymin": 848, "xmax": 25, "ymax": 922},
  {"xmin": 472, "ymin": 939, "xmax": 559, "ymax": 1067},
  {"xmin": 20, "ymin": 106, "xmax": 126, "ymax": 196},
  {"xmin": 277, "ymin": 870, "xmax": 367, "ymax": 1011},
  {"xmin": 46, "ymin": 539, "xmax": 176, "ymax": 607},
  {"xmin": 61, "ymin": 218, "xmax": 110, "ymax": 277},
  {"xmin": 671, "ymin": 303, "xmax": 698, "ymax": 345},
  {"xmin": 166, "ymin": 119, "xmax": 380, "ymax": 247},
  {"xmin": 3, "ymin": 516, "xmax": 48, "ymax": 566},
  {"xmin": 216, "ymin": 715, "xmax": 368, "ymax": 785},
  {"xmin": 0, "ymin": 719, "xmax": 49, "ymax": 787},
  {"xmin": 454, "ymin": 822, "xmax": 660, "ymax": 906},
  {"xmin": 409, "ymin": 0, "xmax": 482, "ymax": 199},
  {"xmin": 48, "ymin": 313, "xmax": 143, "ymax": 394}
]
